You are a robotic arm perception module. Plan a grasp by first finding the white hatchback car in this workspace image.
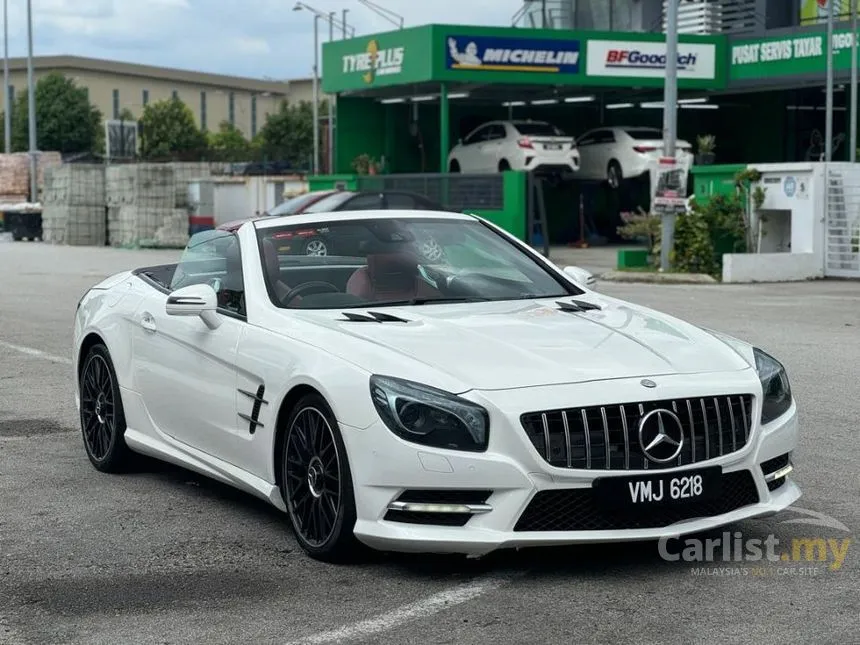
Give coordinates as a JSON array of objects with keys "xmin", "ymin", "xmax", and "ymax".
[
  {"xmin": 575, "ymin": 126, "xmax": 693, "ymax": 188},
  {"xmin": 448, "ymin": 120, "xmax": 580, "ymax": 175}
]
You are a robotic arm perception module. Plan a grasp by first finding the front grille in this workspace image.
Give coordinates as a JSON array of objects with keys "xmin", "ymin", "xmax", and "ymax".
[
  {"xmin": 520, "ymin": 394, "xmax": 754, "ymax": 471},
  {"xmin": 514, "ymin": 469, "xmax": 760, "ymax": 532}
]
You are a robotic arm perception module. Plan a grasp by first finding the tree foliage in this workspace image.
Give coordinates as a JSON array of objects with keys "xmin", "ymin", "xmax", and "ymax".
[
  {"xmin": 11, "ymin": 72, "xmax": 102, "ymax": 154},
  {"xmin": 139, "ymin": 97, "xmax": 207, "ymax": 159},
  {"xmin": 208, "ymin": 120, "xmax": 254, "ymax": 161},
  {"xmin": 257, "ymin": 99, "xmax": 317, "ymax": 169}
]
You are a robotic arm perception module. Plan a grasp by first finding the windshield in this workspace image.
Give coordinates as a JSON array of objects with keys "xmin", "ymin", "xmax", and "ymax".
[
  {"xmin": 301, "ymin": 191, "xmax": 355, "ymax": 213},
  {"xmin": 625, "ymin": 128, "xmax": 663, "ymax": 140},
  {"xmin": 514, "ymin": 122, "xmax": 565, "ymax": 136},
  {"xmin": 268, "ymin": 192, "xmax": 328, "ymax": 216},
  {"xmin": 255, "ymin": 217, "xmax": 579, "ymax": 309}
]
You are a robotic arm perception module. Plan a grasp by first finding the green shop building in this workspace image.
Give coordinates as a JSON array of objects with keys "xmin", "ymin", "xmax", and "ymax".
[{"xmin": 315, "ymin": 19, "xmax": 860, "ymax": 246}]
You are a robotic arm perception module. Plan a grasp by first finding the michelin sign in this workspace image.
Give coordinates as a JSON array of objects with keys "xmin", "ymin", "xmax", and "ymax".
[{"xmin": 445, "ymin": 35, "xmax": 581, "ymax": 74}]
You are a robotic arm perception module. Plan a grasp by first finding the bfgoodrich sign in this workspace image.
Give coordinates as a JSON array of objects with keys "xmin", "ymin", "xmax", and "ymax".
[{"xmin": 586, "ymin": 39, "xmax": 717, "ymax": 80}]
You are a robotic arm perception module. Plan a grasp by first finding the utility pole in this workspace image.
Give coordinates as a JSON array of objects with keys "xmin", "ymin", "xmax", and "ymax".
[
  {"xmin": 659, "ymin": 0, "xmax": 679, "ymax": 272},
  {"xmin": 851, "ymin": 0, "xmax": 858, "ymax": 162},
  {"xmin": 26, "ymin": 0, "xmax": 37, "ymax": 202},
  {"xmin": 312, "ymin": 13, "xmax": 319, "ymax": 174},
  {"xmin": 826, "ymin": 0, "xmax": 834, "ymax": 162},
  {"xmin": 3, "ymin": 0, "xmax": 10, "ymax": 154},
  {"xmin": 328, "ymin": 12, "xmax": 334, "ymax": 174}
]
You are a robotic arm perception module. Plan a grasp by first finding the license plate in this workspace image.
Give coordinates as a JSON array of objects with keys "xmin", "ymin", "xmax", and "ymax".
[
  {"xmin": 544, "ymin": 144, "xmax": 562, "ymax": 150},
  {"xmin": 594, "ymin": 466, "xmax": 722, "ymax": 509}
]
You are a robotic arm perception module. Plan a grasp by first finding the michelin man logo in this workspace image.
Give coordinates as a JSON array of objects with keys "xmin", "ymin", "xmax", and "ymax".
[{"xmin": 448, "ymin": 38, "xmax": 482, "ymax": 66}]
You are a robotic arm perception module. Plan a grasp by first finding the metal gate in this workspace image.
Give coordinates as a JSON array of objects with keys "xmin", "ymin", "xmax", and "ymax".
[{"xmin": 825, "ymin": 166, "xmax": 860, "ymax": 278}]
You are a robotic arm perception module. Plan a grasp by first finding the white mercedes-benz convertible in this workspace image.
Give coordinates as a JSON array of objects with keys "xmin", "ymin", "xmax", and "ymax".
[{"xmin": 73, "ymin": 209, "xmax": 800, "ymax": 562}]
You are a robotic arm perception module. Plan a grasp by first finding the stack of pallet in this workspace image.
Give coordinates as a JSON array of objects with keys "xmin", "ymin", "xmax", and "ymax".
[
  {"xmin": 106, "ymin": 163, "xmax": 188, "ymax": 248},
  {"xmin": 0, "ymin": 154, "xmax": 31, "ymax": 202},
  {"xmin": 0, "ymin": 152, "xmax": 64, "ymax": 203},
  {"xmin": 41, "ymin": 164, "xmax": 106, "ymax": 245},
  {"xmin": 169, "ymin": 162, "xmax": 213, "ymax": 209}
]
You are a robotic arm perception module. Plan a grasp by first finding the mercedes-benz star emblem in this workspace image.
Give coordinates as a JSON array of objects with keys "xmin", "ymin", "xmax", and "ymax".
[
  {"xmin": 638, "ymin": 409, "xmax": 685, "ymax": 463},
  {"xmin": 640, "ymin": 379, "xmax": 657, "ymax": 388}
]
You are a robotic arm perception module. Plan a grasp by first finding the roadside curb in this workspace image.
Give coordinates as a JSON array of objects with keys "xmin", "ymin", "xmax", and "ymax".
[{"xmin": 600, "ymin": 270, "xmax": 718, "ymax": 284}]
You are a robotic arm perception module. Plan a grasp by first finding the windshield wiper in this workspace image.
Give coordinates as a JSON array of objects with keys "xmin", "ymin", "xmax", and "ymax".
[{"xmin": 361, "ymin": 296, "xmax": 493, "ymax": 307}]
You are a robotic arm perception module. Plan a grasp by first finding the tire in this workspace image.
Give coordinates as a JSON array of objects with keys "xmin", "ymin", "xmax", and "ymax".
[
  {"xmin": 498, "ymin": 159, "xmax": 511, "ymax": 172},
  {"xmin": 279, "ymin": 393, "xmax": 361, "ymax": 562},
  {"xmin": 607, "ymin": 160, "xmax": 622, "ymax": 189},
  {"xmin": 449, "ymin": 160, "xmax": 460, "ymax": 173},
  {"xmin": 79, "ymin": 343, "xmax": 134, "ymax": 473},
  {"xmin": 303, "ymin": 237, "xmax": 328, "ymax": 256}
]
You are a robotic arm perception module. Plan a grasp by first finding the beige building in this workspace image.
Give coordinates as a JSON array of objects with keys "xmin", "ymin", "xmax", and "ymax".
[{"xmin": 0, "ymin": 55, "xmax": 324, "ymax": 140}]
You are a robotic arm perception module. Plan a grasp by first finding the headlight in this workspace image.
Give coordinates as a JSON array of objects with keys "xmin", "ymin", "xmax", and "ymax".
[
  {"xmin": 369, "ymin": 375, "xmax": 489, "ymax": 452},
  {"xmin": 754, "ymin": 347, "xmax": 792, "ymax": 424}
]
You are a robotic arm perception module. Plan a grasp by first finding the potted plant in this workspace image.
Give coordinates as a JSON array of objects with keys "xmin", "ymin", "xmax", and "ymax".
[
  {"xmin": 695, "ymin": 135, "xmax": 716, "ymax": 165},
  {"xmin": 352, "ymin": 154, "xmax": 382, "ymax": 175}
]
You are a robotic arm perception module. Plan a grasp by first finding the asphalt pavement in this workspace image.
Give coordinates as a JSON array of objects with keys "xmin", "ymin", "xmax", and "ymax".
[{"xmin": 1, "ymin": 242, "xmax": 858, "ymax": 645}]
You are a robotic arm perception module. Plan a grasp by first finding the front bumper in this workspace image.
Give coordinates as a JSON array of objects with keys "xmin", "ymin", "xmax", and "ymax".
[{"xmin": 342, "ymin": 374, "xmax": 801, "ymax": 556}]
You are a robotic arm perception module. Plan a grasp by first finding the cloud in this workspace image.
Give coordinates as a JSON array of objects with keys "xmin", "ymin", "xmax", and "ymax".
[{"xmin": 8, "ymin": 0, "xmax": 524, "ymax": 79}]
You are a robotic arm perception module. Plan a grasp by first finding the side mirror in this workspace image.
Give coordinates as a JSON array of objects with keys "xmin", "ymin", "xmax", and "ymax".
[
  {"xmin": 562, "ymin": 265, "xmax": 597, "ymax": 291},
  {"xmin": 166, "ymin": 283, "xmax": 222, "ymax": 329}
]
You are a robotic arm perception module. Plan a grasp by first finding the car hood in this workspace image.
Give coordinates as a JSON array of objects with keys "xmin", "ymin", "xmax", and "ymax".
[{"xmin": 289, "ymin": 296, "xmax": 752, "ymax": 392}]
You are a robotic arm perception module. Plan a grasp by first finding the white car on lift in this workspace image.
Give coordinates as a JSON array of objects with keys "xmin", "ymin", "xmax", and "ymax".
[
  {"xmin": 575, "ymin": 126, "xmax": 693, "ymax": 188},
  {"xmin": 447, "ymin": 120, "xmax": 580, "ymax": 176}
]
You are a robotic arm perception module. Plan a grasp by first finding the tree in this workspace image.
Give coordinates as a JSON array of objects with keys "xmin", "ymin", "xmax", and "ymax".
[
  {"xmin": 139, "ymin": 96, "xmax": 208, "ymax": 159},
  {"xmin": 11, "ymin": 72, "xmax": 102, "ymax": 154},
  {"xmin": 257, "ymin": 99, "xmax": 316, "ymax": 169},
  {"xmin": 208, "ymin": 120, "xmax": 254, "ymax": 161}
]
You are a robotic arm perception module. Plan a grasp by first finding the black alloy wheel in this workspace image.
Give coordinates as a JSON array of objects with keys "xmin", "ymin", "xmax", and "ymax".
[
  {"xmin": 281, "ymin": 394, "xmax": 360, "ymax": 561},
  {"xmin": 79, "ymin": 343, "xmax": 133, "ymax": 472}
]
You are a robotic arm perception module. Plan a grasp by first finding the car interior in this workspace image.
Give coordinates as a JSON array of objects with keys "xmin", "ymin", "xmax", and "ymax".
[{"xmin": 134, "ymin": 219, "xmax": 577, "ymax": 313}]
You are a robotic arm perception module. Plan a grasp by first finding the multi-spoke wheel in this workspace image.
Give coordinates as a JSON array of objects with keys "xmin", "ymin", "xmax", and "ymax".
[
  {"xmin": 79, "ymin": 343, "xmax": 133, "ymax": 472},
  {"xmin": 280, "ymin": 393, "xmax": 360, "ymax": 561}
]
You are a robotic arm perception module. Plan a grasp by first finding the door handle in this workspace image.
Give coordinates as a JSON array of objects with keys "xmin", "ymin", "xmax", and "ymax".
[{"xmin": 140, "ymin": 313, "xmax": 157, "ymax": 332}]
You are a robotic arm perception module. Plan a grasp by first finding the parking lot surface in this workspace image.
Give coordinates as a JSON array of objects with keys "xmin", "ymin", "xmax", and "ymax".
[{"xmin": 1, "ymin": 243, "xmax": 858, "ymax": 645}]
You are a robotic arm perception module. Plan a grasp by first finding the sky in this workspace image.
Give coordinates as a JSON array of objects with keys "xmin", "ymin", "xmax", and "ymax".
[{"xmin": 3, "ymin": 0, "xmax": 526, "ymax": 80}]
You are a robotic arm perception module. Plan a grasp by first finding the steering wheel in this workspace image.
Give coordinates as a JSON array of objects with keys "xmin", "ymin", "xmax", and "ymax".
[{"xmin": 281, "ymin": 281, "xmax": 340, "ymax": 306}]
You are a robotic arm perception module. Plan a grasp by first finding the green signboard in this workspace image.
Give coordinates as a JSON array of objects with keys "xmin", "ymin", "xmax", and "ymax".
[
  {"xmin": 431, "ymin": 25, "xmax": 724, "ymax": 89},
  {"xmin": 322, "ymin": 26, "xmax": 433, "ymax": 93},
  {"xmin": 321, "ymin": 24, "xmax": 726, "ymax": 94},
  {"xmin": 730, "ymin": 29, "xmax": 859, "ymax": 81}
]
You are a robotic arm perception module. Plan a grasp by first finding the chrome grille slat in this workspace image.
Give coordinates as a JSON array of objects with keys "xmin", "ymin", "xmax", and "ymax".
[
  {"xmin": 540, "ymin": 413, "xmax": 551, "ymax": 462},
  {"xmin": 671, "ymin": 401, "xmax": 682, "ymax": 466},
  {"xmin": 619, "ymin": 404, "xmax": 630, "ymax": 470},
  {"xmin": 727, "ymin": 397, "xmax": 738, "ymax": 452},
  {"xmin": 561, "ymin": 410, "xmax": 572, "ymax": 468},
  {"xmin": 713, "ymin": 397, "xmax": 724, "ymax": 456},
  {"xmin": 581, "ymin": 409, "xmax": 592, "ymax": 469},
  {"xmin": 600, "ymin": 407, "xmax": 611, "ymax": 469},
  {"xmin": 686, "ymin": 399, "xmax": 696, "ymax": 463},
  {"xmin": 520, "ymin": 394, "xmax": 754, "ymax": 472}
]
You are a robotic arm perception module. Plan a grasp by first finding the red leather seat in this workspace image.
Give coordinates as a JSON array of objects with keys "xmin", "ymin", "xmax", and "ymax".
[
  {"xmin": 262, "ymin": 238, "xmax": 294, "ymax": 302},
  {"xmin": 346, "ymin": 252, "xmax": 440, "ymax": 301}
]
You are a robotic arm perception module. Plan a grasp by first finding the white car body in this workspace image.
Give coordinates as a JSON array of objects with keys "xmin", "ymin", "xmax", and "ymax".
[
  {"xmin": 447, "ymin": 120, "xmax": 580, "ymax": 175},
  {"xmin": 73, "ymin": 209, "xmax": 799, "ymax": 561},
  {"xmin": 575, "ymin": 126, "xmax": 694, "ymax": 187}
]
